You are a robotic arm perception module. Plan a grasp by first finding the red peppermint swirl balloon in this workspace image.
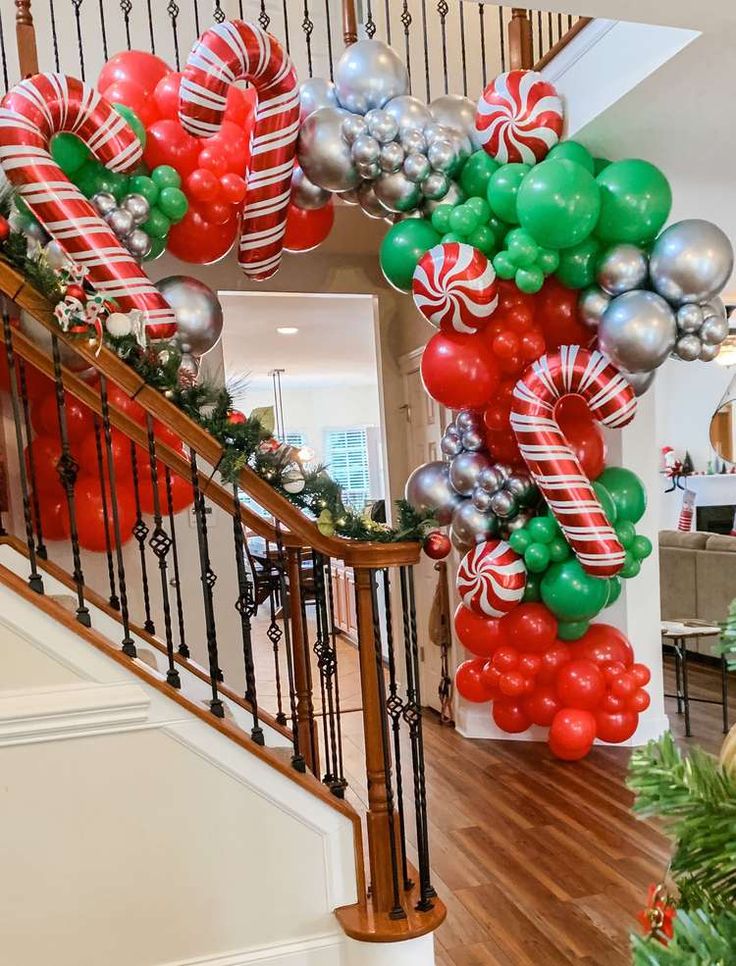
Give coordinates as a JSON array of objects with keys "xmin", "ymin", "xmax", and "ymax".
[
  {"xmin": 457, "ymin": 539, "xmax": 526, "ymax": 617},
  {"xmin": 475, "ymin": 69, "xmax": 563, "ymax": 165},
  {"xmin": 412, "ymin": 242, "xmax": 499, "ymax": 334}
]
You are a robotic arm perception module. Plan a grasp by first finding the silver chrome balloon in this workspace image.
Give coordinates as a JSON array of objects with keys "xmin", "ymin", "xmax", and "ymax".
[
  {"xmin": 699, "ymin": 313, "xmax": 729, "ymax": 345},
  {"xmin": 333, "ymin": 39, "xmax": 410, "ymax": 115},
  {"xmin": 297, "ymin": 107, "xmax": 360, "ymax": 192},
  {"xmin": 699, "ymin": 342, "xmax": 721, "ymax": 362},
  {"xmin": 357, "ymin": 181, "xmax": 389, "ymax": 219},
  {"xmin": 649, "ymin": 219, "xmax": 734, "ymax": 305},
  {"xmin": 503, "ymin": 509, "xmax": 534, "ymax": 537},
  {"xmin": 489, "ymin": 488, "xmax": 518, "ymax": 519},
  {"xmin": 596, "ymin": 243, "xmax": 649, "ymax": 296},
  {"xmin": 106, "ymin": 207, "xmax": 135, "ymax": 238},
  {"xmin": 461, "ymin": 429, "xmax": 485, "ymax": 452},
  {"xmin": 674, "ymin": 334, "xmax": 702, "ymax": 362},
  {"xmin": 472, "ymin": 486, "xmax": 494, "ymax": 512},
  {"xmin": 598, "ymin": 290, "xmax": 676, "ymax": 373},
  {"xmin": 121, "ymin": 192, "xmax": 150, "ymax": 226},
  {"xmin": 365, "ymin": 108, "xmax": 399, "ymax": 144},
  {"xmin": 291, "ymin": 165, "xmax": 332, "ymax": 209},
  {"xmin": 340, "ymin": 113, "xmax": 368, "ymax": 144},
  {"xmin": 422, "ymin": 180, "xmax": 465, "ymax": 212},
  {"xmin": 374, "ymin": 170, "xmax": 421, "ymax": 213},
  {"xmin": 493, "ymin": 463, "xmax": 513, "ymax": 481},
  {"xmin": 156, "ymin": 275, "xmax": 224, "ymax": 357},
  {"xmin": 450, "ymin": 500, "xmax": 498, "ymax": 549},
  {"xmin": 178, "ymin": 351, "xmax": 200, "ymax": 385},
  {"xmin": 430, "ymin": 94, "xmax": 483, "ymax": 150},
  {"xmin": 440, "ymin": 433, "xmax": 464, "ymax": 458},
  {"xmin": 676, "ymin": 303, "xmax": 704, "ymax": 334},
  {"xmin": 621, "ymin": 368, "xmax": 656, "ymax": 396},
  {"xmin": 91, "ymin": 191, "xmax": 117, "ymax": 217},
  {"xmin": 477, "ymin": 466, "xmax": 504, "ymax": 493},
  {"xmin": 357, "ymin": 161, "xmax": 381, "ymax": 181},
  {"xmin": 351, "ymin": 133, "xmax": 381, "ymax": 166},
  {"xmin": 702, "ymin": 295, "xmax": 727, "ymax": 320},
  {"xmin": 427, "ymin": 138, "xmax": 457, "ymax": 174},
  {"xmin": 405, "ymin": 460, "xmax": 463, "ymax": 525},
  {"xmin": 420, "ymin": 170, "xmax": 450, "ymax": 201},
  {"xmin": 403, "ymin": 152, "xmax": 431, "ymax": 184},
  {"xmin": 380, "ymin": 141, "xmax": 405, "ymax": 173},
  {"xmin": 384, "ymin": 94, "xmax": 432, "ymax": 133},
  {"xmin": 449, "ymin": 450, "xmax": 492, "ymax": 496},
  {"xmin": 456, "ymin": 410, "xmax": 481, "ymax": 432},
  {"xmin": 400, "ymin": 129, "xmax": 428, "ymax": 154},
  {"xmin": 125, "ymin": 228, "xmax": 152, "ymax": 258},
  {"xmin": 578, "ymin": 286, "xmax": 610, "ymax": 329},
  {"xmin": 339, "ymin": 186, "xmax": 361, "ymax": 205},
  {"xmin": 505, "ymin": 473, "xmax": 534, "ymax": 504},
  {"xmin": 299, "ymin": 77, "xmax": 337, "ymax": 122}
]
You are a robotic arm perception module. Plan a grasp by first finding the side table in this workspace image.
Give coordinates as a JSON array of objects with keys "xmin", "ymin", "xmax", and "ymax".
[{"xmin": 661, "ymin": 620, "xmax": 729, "ymax": 737}]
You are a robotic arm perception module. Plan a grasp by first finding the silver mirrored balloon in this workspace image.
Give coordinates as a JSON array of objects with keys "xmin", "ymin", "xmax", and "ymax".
[
  {"xmin": 403, "ymin": 153, "xmax": 431, "ymax": 184},
  {"xmin": 291, "ymin": 165, "xmax": 332, "ymax": 209},
  {"xmin": 493, "ymin": 463, "xmax": 513, "ymax": 481},
  {"xmin": 441, "ymin": 433, "xmax": 464, "ymax": 458},
  {"xmin": 450, "ymin": 500, "xmax": 498, "ymax": 550},
  {"xmin": 700, "ymin": 342, "xmax": 721, "ymax": 362},
  {"xmin": 596, "ymin": 243, "xmax": 649, "ymax": 296},
  {"xmin": 422, "ymin": 180, "xmax": 465, "ymax": 213},
  {"xmin": 298, "ymin": 107, "xmax": 360, "ymax": 192},
  {"xmin": 400, "ymin": 129, "xmax": 427, "ymax": 154},
  {"xmin": 699, "ymin": 313, "xmax": 729, "ymax": 345},
  {"xmin": 384, "ymin": 95, "xmax": 432, "ymax": 133},
  {"xmin": 91, "ymin": 191, "xmax": 118, "ymax": 217},
  {"xmin": 503, "ymin": 509, "xmax": 534, "ymax": 537},
  {"xmin": 472, "ymin": 486, "xmax": 494, "ymax": 512},
  {"xmin": 374, "ymin": 170, "xmax": 421, "ymax": 213},
  {"xmin": 405, "ymin": 460, "xmax": 463, "ymax": 525},
  {"xmin": 178, "ymin": 351, "xmax": 200, "ymax": 385},
  {"xmin": 579, "ymin": 286, "xmax": 610, "ymax": 329},
  {"xmin": 621, "ymin": 368, "xmax": 656, "ymax": 397},
  {"xmin": 449, "ymin": 450, "xmax": 492, "ymax": 496},
  {"xmin": 334, "ymin": 39, "xmax": 410, "ymax": 115},
  {"xmin": 357, "ymin": 161, "xmax": 381, "ymax": 180},
  {"xmin": 351, "ymin": 133, "xmax": 381, "ymax": 166},
  {"xmin": 676, "ymin": 303, "xmax": 703, "ymax": 334},
  {"xmin": 505, "ymin": 473, "xmax": 534, "ymax": 504},
  {"xmin": 456, "ymin": 410, "xmax": 481, "ymax": 432},
  {"xmin": 340, "ymin": 113, "xmax": 368, "ymax": 144},
  {"xmin": 489, "ymin": 489, "xmax": 518, "ymax": 519},
  {"xmin": 674, "ymin": 334, "xmax": 702, "ymax": 362},
  {"xmin": 121, "ymin": 192, "xmax": 150, "ymax": 226},
  {"xmin": 430, "ymin": 94, "xmax": 483, "ymax": 150},
  {"xmin": 380, "ymin": 141, "xmax": 405, "ymax": 173},
  {"xmin": 106, "ymin": 207, "xmax": 134, "ymax": 238},
  {"xmin": 598, "ymin": 290, "xmax": 676, "ymax": 373},
  {"xmin": 339, "ymin": 186, "xmax": 361, "ymax": 205},
  {"xmin": 365, "ymin": 108, "xmax": 399, "ymax": 144},
  {"xmin": 156, "ymin": 276, "xmax": 224, "ymax": 357},
  {"xmin": 650, "ymin": 219, "xmax": 734, "ymax": 305},
  {"xmin": 478, "ymin": 466, "xmax": 504, "ymax": 493},
  {"xmin": 427, "ymin": 138, "xmax": 457, "ymax": 175},
  {"xmin": 19, "ymin": 310, "xmax": 90, "ymax": 372},
  {"xmin": 357, "ymin": 181, "xmax": 388, "ymax": 219},
  {"xmin": 125, "ymin": 228, "xmax": 151, "ymax": 258},
  {"xmin": 461, "ymin": 429, "xmax": 484, "ymax": 452},
  {"xmin": 421, "ymin": 170, "xmax": 450, "ymax": 201},
  {"xmin": 299, "ymin": 77, "xmax": 337, "ymax": 122},
  {"xmin": 702, "ymin": 296, "xmax": 726, "ymax": 320}
]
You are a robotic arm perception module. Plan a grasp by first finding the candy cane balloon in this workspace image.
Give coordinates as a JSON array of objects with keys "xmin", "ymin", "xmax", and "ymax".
[
  {"xmin": 510, "ymin": 346, "xmax": 637, "ymax": 577},
  {"xmin": 0, "ymin": 74, "xmax": 177, "ymax": 339},
  {"xmin": 179, "ymin": 20, "xmax": 299, "ymax": 280}
]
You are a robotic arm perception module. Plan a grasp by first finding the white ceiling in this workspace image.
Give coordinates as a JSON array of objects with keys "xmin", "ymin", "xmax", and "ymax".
[{"xmin": 218, "ymin": 291, "xmax": 379, "ymax": 390}]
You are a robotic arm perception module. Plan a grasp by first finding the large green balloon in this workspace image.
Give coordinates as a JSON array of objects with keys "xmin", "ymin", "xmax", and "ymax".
[
  {"xmin": 541, "ymin": 559, "xmax": 609, "ymax": 622},
  {"xmin": 547, "ymin": 141, "xmax": 595, "ymax": 174},
  {"xmin": 74, "ymin": 159, "xmax": 128, "ymax": 201},
  {"xmin": 517, "ymin": 158, "xmax": 601, "ymax": 250},
  {"xmin": 595, "ymin": 159, "xmax": 671, "ymax": 244},
  {"xmin": 460, "ymin": 151, "xmax": 499, "ymax": 198},
  {"xmin": 592, "ymin": 480, "xmax": 617, "ymax": 525},
  {"xmin": 379, "ymin": 219, "xmax": 441, "ymax": 292},
  {"xmin": 487, "ymin": 163, "xmax": 529, "ymax": 224},
  {"xmin": 51, "ymin": 133, "xmax": 89, "ymax": 175},
  {"xmin": 555, "ymin": 236, "xmax": 601, "ymax": 289},
  {"xmin": 113, "ymin": 103, "xmax": 146, "ymax": 149},
  {"xmin": 596, "ymin": 466, "xmax": 647, "ymax": 523}
]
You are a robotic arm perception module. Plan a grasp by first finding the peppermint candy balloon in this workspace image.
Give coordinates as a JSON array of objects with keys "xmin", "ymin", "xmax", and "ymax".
[
  {"xmin": 475, "ymin": 69, "xmax": 563, "ymax": 165},
  {"xmin": 457, "ymin": 539, "xmax": 526, "ymax": 617},
  {"xmin": 412, "ymin": 242, "xmax": 499, "ymax": 334}
]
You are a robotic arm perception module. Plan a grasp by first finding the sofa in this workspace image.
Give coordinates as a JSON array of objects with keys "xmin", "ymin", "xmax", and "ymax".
[{"xmin": 659, "ymin": 530, "xmax": 736, "ymax": 653}]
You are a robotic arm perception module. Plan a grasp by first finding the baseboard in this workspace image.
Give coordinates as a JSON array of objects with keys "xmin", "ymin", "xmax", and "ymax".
[{"xmin": 162, "ymin": 934, "xmax": 345, "ymax": 966}]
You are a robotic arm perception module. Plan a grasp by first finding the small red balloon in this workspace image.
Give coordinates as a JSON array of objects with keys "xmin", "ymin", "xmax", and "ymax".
[
  {"xmin": 571, "ymin": 623, "xmax": 634, "ymax": 668},
  {"xmin": 101, "ymin": 80, "xmax": 159, "ymax": 127},
  {"xmin": 627, "ymin": 688, "xmax": 651, "ymax": 713},
  {"xmin": 536, "ymin": 276, "xmax": 593, "ymax": 351},
  {"xmin": 220, "ymin": 172, "xmax": 248, "ymax": 205},
  {"xmin": 453, "ymin": 604, "xmax": 504, "ymax": 658},
  {"xmin": 456, "ymin": 659, "xmax": 493, "ymax": 703},
  {"xmin": 595, "ymin": 710, "xmax": 638, "ymax": 743},
  {"xmin": 203, "ymin": 201, "xmax": 233, "ymax": 226},
  {"xmin": 421, "ymin": 331, "xmax": 500, "ymax": 411},
  {"xmin": 630, "ymin": 663, "xmax": 651, "ymax": 687},
  {"xmin": 75, "ymin": 475, "xmax": 136, "ymax": 552},
  {"xmin": 501, "ymin": 603, "xmax": 558, "ymax": 654},
  {"xmin": 284, "ymin": 200, "xmax": 335, "ymax": 253},
  {"xmin": 499, "ymin": 671, "xmax": 527, "ymax": 697},
  {"xmin": 153, "ymin": 71, "xmax": 184, "ymax": 121},
  {"xmin": 611, "ymin": 673, "xmax": 637, "ymax": 698},
  {"xmin": 492, "ymin": 698, "xmax": 531, "ymax": 734},
  {"xmin": 224, "ymin": 85, "xmax": 257, "ymax": 128},
  {"xmin": 198, "ymin": 147, "xmax": 229, "ymax": 176},
  {"xmin": 423, "ymin": 531, "xmax": 451, "ymax": 560},
  {"xmin": 492, "ymin": 644, "xmax": 519, "ymax": 672},
  {"xmin": 186, "ymin": 168, "xmax": 220, "ymax": 203},
  {"xmin": 537, "ymin": 643, "xmax": 573, "ymax": 685},
  {"xmin": 549, "ymin": 708, "xmax": 597, "ymax": 760},
  {"xmin": 33, "ymin": 490, "xmax": 70, "ymax": 542},
  {"xmin": 518, "ymin": 653, "xmax": 542, "ymax": 677},
  {"xmin": 166, "ymin": 207, "xmax": 238, "ymax": 264},
  {"xmin": 143, "ymin": 119, "xmax": 200, "ymax": 178},
  {"xmin": 0, "ymin": 215, "xmax": 10, "ymax": 244},
  {"xmin": 556, "ymin": 394, "xmax": 606, "ymax": 481},
  {"xmin": 555, "ymin": 658, "xmax": 607, "ymax": 711},
  {"xmin": 523, "ymin": 685, "xmax": 561, "ymax": 726}
]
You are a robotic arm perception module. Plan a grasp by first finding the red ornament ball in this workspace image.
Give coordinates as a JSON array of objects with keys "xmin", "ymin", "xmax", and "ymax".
[
  {"xmin": 226, "ymin": 409, "xmax": 247, "ymax": 425},
  {"xmin": 65, "ymin": 283, "xmax": 87, "ymax": 303},
  {"xmin": 423, "ymin": 531, "xmax": 451, "ymax": 560},
  {"xmin": 0, "ymin": 215, "xmax": 10, "ymax": 243}
]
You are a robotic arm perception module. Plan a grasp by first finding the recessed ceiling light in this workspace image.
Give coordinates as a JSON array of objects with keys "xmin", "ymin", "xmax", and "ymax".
[{"xmin": 277, "ymin": 326, "xmax": 299, "ymax": 335}]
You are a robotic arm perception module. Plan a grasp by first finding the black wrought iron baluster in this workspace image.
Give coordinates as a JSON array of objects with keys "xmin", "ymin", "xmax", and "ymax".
[
  {"xmin": 498, "ymin": 6, "xmax": 506, "ymax": 73},
  {"xmin": 401, "ymin": 1, "xmax": 412, "ymax": 91},
  {"xmin": 192, "ymin": 0, "xmax": 200, "ymax": 38},
  {"xmin": 478, "ymin": 2, "xmax": 487, "ymax": 88},
  {"xmin": 369, "ymin": 569, "xmax": 405, "ymax": 921},
  {"xmin": 129, "ymin": 442, "xmax": 155, "ymax": 634},
  {"xmin": 51, "ymin": 335, "xmax": 89, "ymax": 625},
  {"xmin": 97, "ymin": 0, "xmax": 109, "ymax": 60},
  {"xmin": 265, "ymin": 539, "xmax": 288, "ymax": 726},
  {"xmin": 568, "ymin": 15, "xmax": 574, "ymax": 31},
  {"xmin": 2, "ymin": 309, "xmax": 43, "ymax": 593},
  {"xmin": 297, "ymin": 564, "xmax": 319, "ymax": 773},
  {"xmin": 99, "ymin": 375, "xmax": 136, "ymax": 657},
  {"xmin": 399, "ymin": 565, "xmax": 435, "ymax": 911},
  {"xmin": 302, "ymin": 2, "xmax": 314, "ymax": 77},
  {"xmin": 557, "ymin": 12, "xmax": 563, "ymax": 42},
  {"xmin": 92, "ymin": 418, "xmax": 119, "ymax": 609},
  {"xmin": 0, "ymin": 6, "xmax": 8, "ymax": 93},
  {"xmin": 364, "ymin": 0, "xmax": 376, "ymax": 39},
  {"xmin": 537, "ymin": 10, "xmax": 543, "ymax": 64},
  {"xmin": 437, "ymin": 1, "xmax": 449, "ymax": 95},
  {"xmin": 280, "ymin": 0, "xmax": 291, "ymax": 54},
  {"xmin": 164, "ymin": 467, "xmax": 188, "ymax": 658},
  {"xmin": 323, "ymin": 0, "xmax": 334, "ymax": 79},
  {"xmin": 238, "ymin": 0, "xmax": 244, "ymax": 19},
  {"xmin": 257, "ymin": 0, "xmax": 270, "ymax": 29},
  {"xmin": 71, "ymin": 0, "xmax": 86, "ymax": 80},
  {"xmin": 382, "ymin": 568, "xmax": 411, "ymax": 889},
  {"xmin": 145, "ymin": 0, "xmax": 156, "ymax": 52},
  {"xmin": 17, "ymin": 360, "xmax": 46, "ymax": 559},
  {"xmin": 457, "ymin": 0, "xmax": 467, "ymax": 96},
  {"xmin": 548, "ymin": 12, "xmax": 553, "ymax": 59},
  {"xmin": 274, "ymin": 523, "xmax": 305, "ymax": 772},
  {"xmin": 188, "ymin": 448, "xmax": 224, "ymax": 717},
  {"xmin": 232, "ymin": 485, "xmax": 264, "ymax": 745},
  {"xmin": 167, "ymin": 1, "xmax": 181, "ymax": 70},
  {"xmin": 323, "ymin": 557, "xmax": 346, "ymax": 796},
  {"xmin": 384, "ymin": 0, "xmax": 392, "ymax": 45},
  {"xmin": 120, "ymin": 0, "xmax": 132, "ymax": 50},
  {"xmin": 213, "ymin": 1, "xmax": 225, "ymax": 24},
  {"xmin": 420, "ymin": 0, "xmax": 430, "ymax": 102},
  {"xmin": 312, "ymin": 551, "xmax": 344, "ymax": 793}
]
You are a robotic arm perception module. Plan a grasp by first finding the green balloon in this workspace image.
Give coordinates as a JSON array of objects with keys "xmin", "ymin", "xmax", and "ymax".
[
  {"xmin": 143, "ymin": 207, "xmax": 171, "ymax": 239},
  {"xmin": 517, "ymin": 159, "xmax": 601, "ymax": 250},
  {"xmin": 142, "ymin": 235, "xmax": 167, "ymax": 262},
  {"xmin": 527, "ymin": 515, "xmax": 558, "ymax": 544},
  {"xmin": 379, "ymin": 219, "xmax": 441, "ymax": 292},
  {"xmin": 596, "ymin": 466, "xmax": 646, "ymax": 523},
  {"xmin": 157, "ymin": 186, "xmax": 188, "ymax": 222},
  {"xmin": 113, "ymin": 103, "xmax": 146, "ymax": 148},
  {"xmin": 441, "ymin": 232, "xmax": 465, "ymax": 244},
  {"xmin": 549, "ymin": 536, "xmax": 571, "ymax": 563},
  {"xmin": 509, "ymin": 530, "xmax": 532, "ymax": 554},
  {"xmin": 541, "ymin": 559, "xmax": 609, "ymax": 622},
  {"xmin": 152, "ymin": 165, "xmax": 182, "ymax": 190},
  {"xmin": 632, "ymin": 534, "xmax": 653, "ymax": 560},
  {"xmin": 51, "ymin": 133, "xmax": 89, "ymax": 175},
  {"xmin": 515, "ymin": 265, "xmax": 545, "ymax": 293},
  {"xmin": 465, "ymin": 196, "xmax": 491, "ymax": 223},
  {"xmin": 615, "ymin": 519, "xmax": 636, "ymax": 549},
  {"xmin": 506, "ymin": 228, "xmax": 539, "ymax": 267},
  {"xmin": 555, "ymin": 236, "xmax": 601, "ymax": 289},
  {"xmin": 487, "ymin": 215, "xmax": 510, "ymax": 242},
  {"xmin": 431, "ymin": 204, "xmax": 454, "ymax": 234},
  {"xmin": 487, "ymin": 163, "xmax": 530, "ymax": 224},
  {"xmin": 492, "ymin": 250, "xmax": 516, "ymax": 280},
  {"xmin": 592, "ymin": 480, "xmax": 617, "ymax": 525},
  {"xmin": 449, "ymin": 204, "xmax": 480, "ymax": 236},
  {"xmin": 620, "ymin": 552, "xmax": 641, "ymax": 579},
  {"xmin": 537, "ymin": 248, "xmax": 560, "ymax": 274},
  {"xmin": 522, "ymin": 572, "xmax": 542, "ymax": 602},
  {"xmin": 467, "ymin": 224, "xmax": 496, "ymax": 255},
  {"xmin": 547, "ymin": 141, "xmax": 595, "ymax": 174},
  {"xmin": 593, "ymin": 157, "xmax": 611, "ymax": 176},
  {"xmin": 557, "ymin": 620, "xmax": 590, "ymax": 641},
  {"xmin": 74, "ymin": 159, "xmax": 127, "ymax": 200},
  {"xmin": 128, "ymin": 175, "xmax": 159, "ymax": 206},
  {"xmin": 460, "ymin": 150, "xmax": 499, "ymax": 198},
  {"xmin": 525, "ymin": 543, "xmax": 551, "ymax": 574},
  {"xmin": 595, "ymin": 159, "xmax": 672, "ymax": 244},
  {"xmin": 607, "ymin": 576, "xmax": 622, "ymax": 606}
]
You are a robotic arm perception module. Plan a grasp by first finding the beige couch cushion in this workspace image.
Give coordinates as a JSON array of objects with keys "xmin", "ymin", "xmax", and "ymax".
[
  {"xmin": 659, "ymin": 530, "xmax": 710, "ymax": 549},
  {"xmin": 705, "ymin": 534, "xmax": 736, "ymax": 552},
  {"xmin": 659, "ymin": 546, "xmax": 697, "ymax": 621}
]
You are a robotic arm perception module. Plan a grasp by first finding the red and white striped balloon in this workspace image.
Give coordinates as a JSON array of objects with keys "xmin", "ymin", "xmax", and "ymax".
[
  {"xmin": 457, "ymin": 539, "xmax": 527, "ymax": 617},
  {"xmin": 475, "ymin": 69, "xmax": 563, "ymax": 165},
  {"xmin": 511, "ymin": 346, "xmax": 637, "ymax": 578},
  {"xmin": 179, "ymin": 20, "xmax": 299, "ymax": 281},
  {"xmin": 412, "ymin": 242, "xmax": 498, "ymax": 334},
  {"xmin": 0, "ymin": 74, "xmax": 177, "ymax": 339}
]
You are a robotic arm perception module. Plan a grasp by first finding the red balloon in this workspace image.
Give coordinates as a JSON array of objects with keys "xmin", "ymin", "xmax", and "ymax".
[
  {"xmin": 25, "ymin": 436, "xmax": 63, "ymax": 496},
  {"xmin": 166, "ymin": 207, "xmax": 238, "ymax": 264},
  {"xmin": 571, "ymin": 623, "xmax": 634, "ymax": 668},
  {"xmin": 518, "ymin": 653, "xmax": 542, "ymax": 677},
  {"xmin": 480, "ymin": 661, "xmax": 501, "ymax": 694},
  {"xmin": 453, "ymin": 604, "xmax": 504, "ymax": 658},
  {"xmin": 198, "ymin": 147, "xmax": 229, "ymax": 176},
  {"xmin": 224, "ymin": 85, "xmax": 257, "ymax": 128},
  {"xmin": 523, "ymin": 686, "xmax": 561, "ymax": 726},
  {"xmin": 501, "ymin": 603, "xmax": 558, "ymax": 654},
  {"xmin": 31, "ymin": 390, "xmax": 93, "ymax": 444},
  {"xmin": 499, "ymin": 671, "xmax": 527, "ymax": 697},
  {"xmin": 556, "ymin": 394, "xmax": 606, "ymax": 481},
  {"xmin": 627, "ymin": 688, "xmax": 650, "ymax": 713},
  {"xmin": 75, "ymin": 475, "xmax": 136, "ymax": 552},
  {"xmin": 186, "ymin": 168, "xmax": 220, "ymax": 203},
  {"xmin": 456, "ymin": 659, "xmax": 493, "ymax": 703},
  {"xmin": 492, "ymin": 698, "xmax": 531, "ymax": 733},
  {"xmin": 284, "ymin": 201, "xmax": 335, "ymax": 252},
  {"xmin": 98, "ymin": 50, "xmax": 170, "ymax": 97},
  {"xmin": 107, "ymin": 384, "xmax": 147, "ymax": 425},
  {"xmin": 153, "ymin": 71, "xmax": 183, "ymax": 121},
  {"xmin": 23, "ymin": 362, "xmax": 54, "ymax": 398},
  {"xmin": 555, "ymin": 659, "xmax": 606, "ymax": 711},
  {"xmin": 611, "ymin": 673, "xmax": 637, "ymax": 698},
  {"xmin": 33, "ymin": 491, "xmax": 70, "ymax": 542},
  {"xmin": 76, "ymin": 428, "xmax": 133, "ymax": 481},
  {"xmin": 423, "ymin": 531, "xmax": 451, "ymax": 560},
  {"xmin": 600, "ymin": 692, "xmax": 627, "ymax": 713},
  {"xmin": 203, "ymin": 201, "xmax": 233, "ymax": 226},
  {"xmin": 133, "ymin": 457, "xmax": 194, "ymax": 516},
  {"xmin": 220, "ymin": 172, "xmax": 248, "ymax": 205},
  {"xmin": 536, "ymin": 277, "xmax": 593, "ymax": 351},
  {"xmin": 492, "ymin": 644, "xmax": 519, "ymax": 671},
  {"xmin": 549, "ymin": 708, "xmax": 596, "ymax": 760},
  {"xmin": 143, "ymin": 120, "xmax": 201, "ymax": 178},
  {"xmin": 209, "ymin": 120, "xmax": 252, "ymax": 174},
  {"xmin": 630, "ymin": 663, "xmax": 651, "ymax": 687},
  {"xmin": 421, "ymin": 331, "xmax": 499, "ymax": 410},
  {"xmin": 595, "ymin": 710, "xmax": 638, "ymax": 743},
  {"xmin": 537, "ymin": 643, "xmax": 573, "ymax": 685},
  {"xmin": 101, "ymin": 80, "xmax": 159, "ymax": 128}
]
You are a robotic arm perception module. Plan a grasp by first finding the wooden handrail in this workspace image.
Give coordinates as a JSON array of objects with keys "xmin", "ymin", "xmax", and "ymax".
[
  {"xmin": 534, "ymin": 17, "xmax": 593, "ymax": 71},
  {"xmin": 509, "ymin": 9, "xmax": 534, "ymax": 70}
]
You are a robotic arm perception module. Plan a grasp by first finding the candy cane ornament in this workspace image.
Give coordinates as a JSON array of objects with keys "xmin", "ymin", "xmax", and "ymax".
[
  {"xmin": 179, "ymin": 20, "xmax": 300, "ymax": 281},
  {"xmin": 0, "ymin": 74, "xmax": 177, "ymax": 340},
  {"xmin": 510, "ymin": 346, "xmax": 637, "ymax": 578}
]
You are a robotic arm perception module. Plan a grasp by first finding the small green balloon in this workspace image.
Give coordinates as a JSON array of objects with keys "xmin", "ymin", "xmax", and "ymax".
[
  {"xmin": 593, "ymin": 157, "xmax": 611, "ymax": 176},
  {"xmin": 517, "ymin": 158, "xmax": 601, "ymax": 250},
  {"xmin": 492, "ymin": 250, "xmax": 517, "ymax": 280},
  {"xmin": 509, "ymin": 530, "xmax": 532, "ymax": 554},
  {"xmin": 431, "ymin": 204, "xmax": 454, "ymax": 234},
  {"xmin": 157, "ymin": 186, "xmax": 189, "ymax": 222},
  {"xmin": 128, "ymin": 175, "xmax": 159, "ymax": 206},
  {"xmin": 607, "ymin": 576, "xmax": 622, "ymax": 606},
  {"xmin": 142, "ymin": 207, "xmax": 171, "ymax": 239},
  {"xmin": 379, "ymin": 219, "xmax": 441, "ymax": 292},
  {"xmin": 487, "ymin": 163, "xmax": 530, "ymax": 224},
  {"xmin": 515, "ymin": 265, "xmax": 545, "ymax": 294},
  {"xmin": 51, "ymin": 133, "xmax": 90, "ymax": 175},
  {"xmin": 460, "ymin": 150, "xmax": 499, "ymax": 198},
  {"xmin": 592, "ymin": 480, "xmax": 617, "ymax": 525},
  {"xmin": 537, "ymin": 248, "xmax": 560, "ymax": 274},
  {"xmin": 449, "ymin": 204, "xmax": 480, "ymax": 236},
  {"xmin": 547, "ymin": 140, "xmax": 595, "ymax": 174},
  {"xmin": 615, "ymin": 519, "xmax": 636, "ymax": 549},
  {"xmin": 596, "ymin": 466, "xmax": 647, "ymax": 523},
  {"xmin": 525, "ymin": 543, "xmax": 551, "ymax": 574},
  {"xmin": 467, "ymin": 224, "xmax": 496, "ymax": 255},
  {"xmin": 142, "ymin": 235, "xmax": 167, "ymax": 262},
  {"xmin": 441, "ymin": 232, "xmax": 465, "ymax": 244},
  {"xmin": 555, "ymin": 236, "xmax": 601, "ymax": 289},
  {"xmin": 152, "ymin": 164, "xmax": 182, "ymax": 190},
  {"xmin": 113, "ymin": 103, "xmax": 146, "ymax": 148},
  {"xmin": 541, "ymin": 558, "xmax": 609, "ymax": 622},
  {"xmin": 74, "ymin": 159, "xmax": 127, "ymax": 200},
  {"xmin": 506, "ymin": 227, "xmax": 539, "ymax": 267},
  {"xmin": 487, "ymin": 215, "xmax": 510, "ymax": 242},
  {"xmin": 632, "ymin": 534, "xmax": 653, "ymax": 560},
  {"xmin": 465, "ymin": 196, "xmax": 492, "ymax": 223},
  {"xmin": 620, "ymin": 552, "xmax": 641, "ymax": 579},
  {"xmin": 557, "ymin": 620, "xmax": 590, "ymax": 641},
  {"xmin": 595, "ymin": 159, "xmax": 672, "ymax": 244},
  {"xmin": 549, "ymin": 536, "xmax": 571, "ymax": 563},
  {"xmin": 527, "ymin": 515, "xmax": 558, "ymax": 544},
  {"xmin": 522, "ymin": 572, "xmax": 542, "ymax": 602}
]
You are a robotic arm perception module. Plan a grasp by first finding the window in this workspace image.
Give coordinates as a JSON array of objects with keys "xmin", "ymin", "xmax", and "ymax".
[
  {"xmin": 325, "ymin": 429, "xmax": 371, "ymax": 510},
  {"xmin": 284, "ymin": 432, "xmax": 305, "ymax": 449}
]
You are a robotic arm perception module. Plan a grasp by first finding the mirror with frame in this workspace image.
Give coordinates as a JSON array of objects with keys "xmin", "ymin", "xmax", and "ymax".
[{"xmin": 710, "ymin": 398, "xmax": 736, "ymax": 464}]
